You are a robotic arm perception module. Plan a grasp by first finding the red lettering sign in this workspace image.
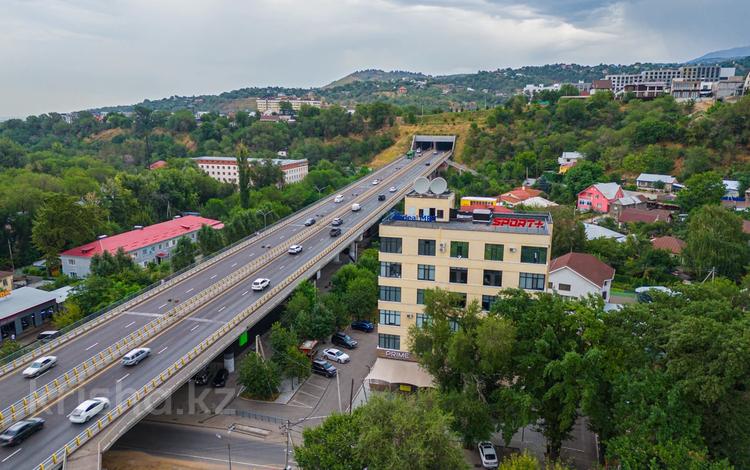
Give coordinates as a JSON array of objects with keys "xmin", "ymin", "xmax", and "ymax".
[{"xmin": 491, "ymin": 217, "xmax": 545, "ymax": 229}]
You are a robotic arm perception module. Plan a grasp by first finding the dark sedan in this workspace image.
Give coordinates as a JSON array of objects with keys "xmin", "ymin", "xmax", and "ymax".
[
  {"xmin": 351, "ymin": 320, "xmax": 374, "ymax": 333},
  {"xmin": 332, "ymin": 332, "xmax": 358, "ymax": 349},
  {"xmin": 212, "ymin": 368, "xmax": 228, "ymax": 388},
  {"xmin": 0, "ymin": 418, "xmax": 45, "ymax": 446}
]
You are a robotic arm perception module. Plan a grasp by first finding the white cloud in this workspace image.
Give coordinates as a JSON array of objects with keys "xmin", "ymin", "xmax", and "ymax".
[{"xmin": 0, "ymin": 0, "xmax": 746, "ymax": 117}]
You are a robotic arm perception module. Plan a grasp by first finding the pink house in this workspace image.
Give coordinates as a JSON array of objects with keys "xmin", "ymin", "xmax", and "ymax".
[{"xmin": 577, "ymin": 183, "xmax": 623, "ymax": 213}]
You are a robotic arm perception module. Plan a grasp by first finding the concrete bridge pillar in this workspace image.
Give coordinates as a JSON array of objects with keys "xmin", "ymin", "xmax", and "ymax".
[
  {"xmin": 349, "ymin": 242, "xmax": 358, "ymax": 262},
  {"xmin": 223, "ymin": 352, "xmax": 235, "ymax": 373}
]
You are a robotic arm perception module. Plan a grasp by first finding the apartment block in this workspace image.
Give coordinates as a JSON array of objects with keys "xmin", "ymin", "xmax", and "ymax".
[{"xmin": 193, "ymin": 156, "xmax": 308, "ymax": 185}]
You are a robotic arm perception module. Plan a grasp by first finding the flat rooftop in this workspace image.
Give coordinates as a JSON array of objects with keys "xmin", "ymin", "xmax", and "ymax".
[
  {"xmin": 193, "ymin": 156, "xmax": 306, "ymax": 165},
  {"xmin": 0, "ymin": 287, "xmax": 57, "ymax": 322},
  {"xmin": 382, "ymin": 211, "xmax": 552, "ymax": 236}
]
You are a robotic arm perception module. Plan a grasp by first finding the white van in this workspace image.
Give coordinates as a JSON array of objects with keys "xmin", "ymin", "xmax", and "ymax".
[
  {"xmin": 351, "ymin": 203, "xmax": 361, "ymax": 212},
  {"xmin": 334, "ymin": 194, "xmax": 344, "ymax": 203}
]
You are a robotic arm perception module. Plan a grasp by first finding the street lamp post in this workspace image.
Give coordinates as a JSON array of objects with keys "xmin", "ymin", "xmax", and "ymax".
[
  {"xmin": 215, "ymin": 425, "xmax": 235, "ymax": 470},
  {"xmin": 256, "ymin": 208, "xmax": 276, "ymax": 230}
]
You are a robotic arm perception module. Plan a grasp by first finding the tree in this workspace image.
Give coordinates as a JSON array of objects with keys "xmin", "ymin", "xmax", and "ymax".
[
  {"xmin": 683, "ymin": 205, "xmax": 749, "ymax": 279},
  {"xmin": 279, "ymin": 101, "xmax": 294, "ymax": 115},
  {"xmin": 90, "ymin": 247, "xmax": 136, "ymax": 277},
  {"xmin": 0, "ymin": 137, "xmax": 26, "ymax": 168},
  {"xmin": 677, "ymin": 171, "xmax": 726, "ymax": 213},
  {"xmin": 295, "ymin": 393, "xmax": 468, "ymax": 470},
  {"xmin": 236, "ymin": 143, "xmax": 251, "ymax": 209},
  {"xmin": 282, "ymin": 345, "xmax": 311, "ymax": 383},
  {"xmin": 196, "ymin": 224, "xmax": 225, "ymax": 256},
  {"xmin": 548, "ymin": 206, "xmax": 586, "ymax": 257},
  {"xmin": 248, "ymin": 158, "xmax": 285, "ymax": 188},
  {"xmin": 166, "ymin": 109, "xmax": 197, "ymax": 132},
  {"xmin": 52, "ymin": 302, "xmax": 84, "ymax": 329},
  {"xmin": 563, "ymin": 161, "xmax": 603, "ymax": 201},
  {"xmin": 170, "ymin": 236, "xmax": 196, "ymax": 271},
  {"xmin": 238, "ymin": 353, "xmax": 281, "ymax": 400}
]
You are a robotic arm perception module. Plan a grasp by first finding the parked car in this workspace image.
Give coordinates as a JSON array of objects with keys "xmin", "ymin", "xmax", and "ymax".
[
  {"xmin": 334, "ymin": 194, "xmax": 344, "ymax": 203},
  {"xmin": 192, "ymin": 367, "xmax": 210, "ymax": 385},
  {"xmin": 122, "ymin": 347, "xmax": 150, "ymax": 366},
  {"xmin": 212, "ymin": 368, "xmax": 229, "ymax": 388},
  {"xmin": 288, "ymin": 244, "xmax": 303, "ymax": 255},
  {"xmin": 329, "ymin": 227, "xmax": 342, "ymax": 237},
  {"xmin": 0, "ymin": 418, "xmax": 44, "ymax": 446},
  {"xmin": 36, "ymin": 330, "xmax": 60, "ymax": 342},
  {"xmin": 251, "ymin": 278, "xmax": 271, "ymax": 291},
  {"xmin": 322, "ymin": 348, "xmax": 350, "ymax": 364},
  {"xmin": 351, "ymin": 320, "xmax": 374, "ymax": 333},
  {"xmin": 351, "ymin": 203, "xmax": 361, "ymax": 212},
  {"xmin": 331, "ymin": 332, "xmax": 358, "ymax": 349},
  {"xmin": 312, "ymin": 359, "xmax": 337, "ymax": 378},
  {"xmin": 377, "ymin": 194, "xmax": 386, "ymax": 201},
  {"xmin": 69, "ymin": 397, "xmax": 110, "ymax": 424},
  {"xmin": 389, "ymin": 186, "xmax": 397, "ymax": 193},
  {"xmin": 478, "ymin": 441, "xmax": 499, "ymax": 469},
  {"xmin": 22, "ymin": 356, "xmax": 57, "ymax": 378},
  {"xmin": 331, "ymin": 217, "xmax": 343, "ymax": 226}
]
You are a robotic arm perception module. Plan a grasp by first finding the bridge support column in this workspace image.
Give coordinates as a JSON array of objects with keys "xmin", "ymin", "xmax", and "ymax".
[
  {"xmin": 223, "ymin": 352, "xmax": 235, "ymax": 373},
  {"xmin": 349, "ymin": 242, "xmax": 358, "ymax": 262}
]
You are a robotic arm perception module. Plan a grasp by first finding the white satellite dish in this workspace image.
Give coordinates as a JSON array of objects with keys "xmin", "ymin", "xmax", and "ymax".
[
  {"xmin": 413, "ymin": 177, "xmax": 430, "ymax": 194},
  {"xmin": 429, "ymin": 177, "xmax": 448, "ymax": 195}
]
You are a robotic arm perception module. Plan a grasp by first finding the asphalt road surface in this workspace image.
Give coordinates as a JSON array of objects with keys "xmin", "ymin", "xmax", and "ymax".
[{"xmin": 0, "ymin": 150, "xmax": 448, "ymax": 469}]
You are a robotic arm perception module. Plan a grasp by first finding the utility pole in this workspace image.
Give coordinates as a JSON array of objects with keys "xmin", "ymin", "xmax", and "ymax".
[
  {"xmin": 284, "ymin": 419, "xmax": 291, "ymax": 470},
  {"xmin": 349, "ymin": 377, "xmax": 354, "ymax": 413}
]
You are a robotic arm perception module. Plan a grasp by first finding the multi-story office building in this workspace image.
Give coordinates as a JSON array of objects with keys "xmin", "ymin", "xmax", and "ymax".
[
  {"xmin": 255, "ymin": 97, "xmax": 322, "ymax": 114},
  {"xmin": 370, "ymin": 186, "xmax": 553, "ymax": 390},
  {"xmin": 606, "ymin": 66, "xmax": 736, "ymax": 92},
  {"xmin": 193, "ymin": 156, "xmax": 308, "ymax": 185}
]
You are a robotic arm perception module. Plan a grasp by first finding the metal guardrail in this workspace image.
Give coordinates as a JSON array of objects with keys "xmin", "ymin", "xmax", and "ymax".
[
  {"xmin": 0, "ymin": 162, "xmax": 391, "ymax": 376},
  {"xmin": 33, "ymin": 149, "xmax": 452, "ymax": 470}
]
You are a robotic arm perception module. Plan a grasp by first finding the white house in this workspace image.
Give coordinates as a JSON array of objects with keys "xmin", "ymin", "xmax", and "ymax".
[
  {"xmin": 636, "ymin": 173, "xmax": 677, "ymax": 192},
  {"xmin": 558, "ymin": 151, "xmax": 584, "ymax": 166},
  {"xmin": 548, "ymin": 252, "xmax": 615, "ymax": 301}
]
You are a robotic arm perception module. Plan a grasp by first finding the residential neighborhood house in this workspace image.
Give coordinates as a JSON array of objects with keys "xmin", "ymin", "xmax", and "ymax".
[
  {"xmin": 651, "ymin": 236, "xmax": 686, "ymax": 255},
  {"xmin": 636, "ymin": 173, "xmax": 678, "ymax": 192},
  {"xmin": 60, "ymin": 215, "xmax": 223, "ymax": 278},
  {"xmin": 583, "ymin": 223, "xmax": 627, "ymax": 243},
  {"xmin": 618, "ymin": 207, "xmax": 673, "ymax": 225},
  {"xmin": 558, "ymin": 151, "xmax": 584, "ymax": 174},
  {"xmin": 498, "ymin": 186, "xmax": 542, "ymax": 207},
  {"xmin": 548, "ymin": 252, "xmax": 615, "ymax": 301},
  {"xmin": 577, "ymin": 182, "xmax": 624, "ymax": 213}
]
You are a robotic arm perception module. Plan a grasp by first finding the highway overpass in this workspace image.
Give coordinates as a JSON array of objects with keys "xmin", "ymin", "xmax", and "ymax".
[{"xmin": 0, "ymin": 142, "xmax": 453, "ymax": 470}]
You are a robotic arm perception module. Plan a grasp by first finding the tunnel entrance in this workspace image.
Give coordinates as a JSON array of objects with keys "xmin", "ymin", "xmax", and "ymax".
[{"xmin": 412, "ymin": 135, "xmax": 456, "ymax": 152}]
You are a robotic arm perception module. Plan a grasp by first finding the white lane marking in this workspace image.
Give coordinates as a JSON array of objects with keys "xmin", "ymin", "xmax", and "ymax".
[
  {"xmin": 158, "ymin": 303, "xmax": 167, "ymax": 309},
  {"xmin": 125, "ymin": 321, "xmax": 136, "ymax": 328},
  {"xmin": 117, "ymin": 373, "xmax": 130, "ymax": 383},
  {"xmin": 185, "ymin": 288, "xmax": 194, "ymax": 294},
  {"xmin": 231, "ymin": 262, "xmax": 237, "ymax": 268},
  {"xmin": 85, "ymin": 342, "xmax": 99, "ymax": 351},
  {"xmin": 249, "ymin": 252, "xmax": 255, "ymax": 257},
  {"xmin": 157, "ymin": 347, "xmax": 168, "ymax": 355},
  {"xmin": 114, "ymin": 448, "xmax": 281, "ymax": 470},
  {"xmin": 279, "ymin": 265, "xmax": 285, "ymax": 270},
  {"xmin": 125, "ymin": 311, "xmax": 160, "ymax": 318},
  {"xmin": 218, "ymin": 306, "xmax": 226, "ymax": 312},
  {"xmin": 2, "ymin": 448, "xmax": 22, "ymax": 462},
  {"xmin": 210, "ymin": 274, "xmax": 217, "ymax": 280},
  {"xmin": 242, "ymin": 290, "xmax": 249, "ymax": 296},
  {"xmin": 190, "ymin": 325, "xmax": 200, "ymax": 332}
]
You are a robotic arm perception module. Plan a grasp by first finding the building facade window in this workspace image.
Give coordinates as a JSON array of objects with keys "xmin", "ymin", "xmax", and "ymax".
[
  {"xmin": 452, "ymin": 292, "xmax": 467, "ymax": 308},
  {"xmin": 379, "ymin": 309, "xmax": 401, "ymax": 326},
  {"xmin": 481, "ymin": 295, "xmax": 497, "ymax": 311},
  {"xmin": 483, "ymin": 270, "xmax": 502, "ymax": 287},
  {"xmin": 449, "ymin": 267, "xmax": 468, "ymax": 284},
  {"xmin": 558, "ymin": 283, "xmax": 572, "ymax": 291},
  {"xmin": 450, "ymin": 241, "xmax": 469, "ymax": 258},
  {"xmin": 416, "ymin": 313, "xmax": 430, "ymax": 328},
  {"xmin": 417, "ymin": 264, "xmax": 436, "ymax": 281},
  {"xmin": 449, "ymin": 318, "xmax": 460, "ymax": 332},
  {"xmin": 68, "ymin": 259, "xmax": 75, "ymax": 265},
  {"xmin": 484, "ymin": 243, "xmax": 504, "ymax": 261},
  {"xmin": 380, "ymin": 262, "xmax": 402, "ymax": 278},
  {"xmin": 418, "ymin": 239, "xmax": 436, "ymax": 256},
  {"xmin": 378, "ymin": 286, "xmax": 401, "ymax": 302},
  {"xmin": 416, "ymin": 289, "xmax": 426, "ymax": 305},
  {"xmin": 378, "ymin": 334, "xmax": 401, "ymax": 350},
  {"xmin": 521, "ymin": 246, "xmax": 548, "ymax": 264},
  {"xmin": 380, "ymin": 237, "xmax": 402, "ymax": 254},
  {"xmin": 519, "ymin": 273, "xmax": 546, "ymax": 290}
]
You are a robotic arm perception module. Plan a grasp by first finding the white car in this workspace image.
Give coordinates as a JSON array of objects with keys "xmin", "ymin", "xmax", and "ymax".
[
  {"xmin": 334, "ymin": 194, "xmax": 344, "ymax": 203},
  {"xmin": 371, "ymin": 179, "xmax": 379, "ymax": 185},
  {"xmin": 251, "ymin": 278, "xmax": 271, "ymax": 291},
  {"xmin": 478, "ymin": 441, "xmax": 499, "ymax": 469},
  {"xmin": 322, "ymin": 348, "xmax": 350, "ymax": 364},
  {"xmin": 388, "ymin": 186, "xmax": 397, "ymax": 193},
  {"xmin": 22, "ymin": 356, "xmax": 57, "ymax": 378},
  {"xmin": 288, "ymin": 244, "xmax": 303, "ymax": 255},
  {"xmin": 69, "ymin": 397, "xmax": 110, "ymax": 424},
  {"xmin": 122, "ymin": 347, "xmax": 150, "ymax": 366}
]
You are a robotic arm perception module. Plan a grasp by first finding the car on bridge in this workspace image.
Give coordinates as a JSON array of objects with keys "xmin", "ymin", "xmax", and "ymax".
[
  {"xmin": 304, "ymin": 217, "xmax": 316, "ymax": 226},
  {"xmin": 122, "ymin": 347, "xmax": 151, "ymax": 366},
  {"xmin": 69, "ymin": 397, "xmax": 110, "ymax": 424},
  {"xmin": 372, "ymin": 179, "xmax": 379, "ymax": 185},
  {"xmin": 329, "ymin": 227, "xmax": 342, "ymax": 237},
  {"xmin": 334, "ymin": 194, "xmax": 344, "ymax": 203},
  {"xmin": 331, "ymin": 217, "xmax": 343, "ymax": 226},
  {"xmin": 351, "ymin": 203, "xmax": 361, "ymax": 212},
  {"xmin": 251, "ymin": 278, "xmax": 271, "ymax": 291},
  {"xmin": 288, "ymin": 244, "xmax": 303, "ymax": 255},
  {"xmin": 389, "ymin": 186, "xmax": 397, "ymax": 193},
  {"xmin": 378, "ymin": 194, "xmax": 386, "ymax": 201},
  {"xmin": 312, "ymin": 359, "xmax": 337, "ymax": 378},
  {"xmin": 323, "ymin": 348, "xmax": 350, "ymax": 364},
  {"xmin": 22, "ymin": 355, "xmax": 57, "ymax": 378},
  {"xmin": 0, "ymin": 417, "xmax": 45, "ymax": 446},
  {"xmin": 351, "ymin": 320, "xmax": 374, "ymax": 332}
]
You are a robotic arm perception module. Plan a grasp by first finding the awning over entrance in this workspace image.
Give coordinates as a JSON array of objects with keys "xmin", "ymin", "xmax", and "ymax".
[{"xmin": 366, "ymin": 358, "xmax": 434, "ymax": 390}]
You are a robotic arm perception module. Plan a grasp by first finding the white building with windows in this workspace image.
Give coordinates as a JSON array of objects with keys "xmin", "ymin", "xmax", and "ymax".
[
  {"xmin": 548, "ymin": 252, "xmax": 615, "ymax": 301},
  {"xmin": 193, "ymin": 156, "xmax": 308, "ymax": 185}
]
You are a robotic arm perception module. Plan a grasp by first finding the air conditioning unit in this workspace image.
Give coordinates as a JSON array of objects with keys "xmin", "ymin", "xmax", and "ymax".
[
  {"xmin": 509, "ymin": 247, "xmax": 517, "ymax": 253},
  {"xmin": 439, "ymin": 243, "xmax": 446, "ymax": 252},
  {"xmin": 406, "ymin": 313, "xmax": 413, "ymax": 319}
]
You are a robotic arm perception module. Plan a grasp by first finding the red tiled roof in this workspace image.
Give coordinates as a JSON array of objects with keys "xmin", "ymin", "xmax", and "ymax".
[
  {"xmin": 550, "ymin": 252, "xmax": 615, "ymax": 288},
  {"xmin": 651, "ymin": 236, "xmax": 686, "ymax": 255},
  {"xmin": 499, "ymin": 187, "xmax": 542, "ymax": 205},
  {"xmin": 60, "ymin": 215, "xmax": 223, "ymax": 258},
  {"xmin": 149, "ymin": 160, "xmax": 168, "ymax": 170},
  {"xmin": 618, "ymin": 208, "xmax": 672, "ymax": 224}
]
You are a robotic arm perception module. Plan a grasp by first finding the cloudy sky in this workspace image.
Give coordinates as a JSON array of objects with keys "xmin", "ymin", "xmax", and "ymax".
[{"xmin": 1, "ymin": 0, "xmax": 748, "ymax": 117}]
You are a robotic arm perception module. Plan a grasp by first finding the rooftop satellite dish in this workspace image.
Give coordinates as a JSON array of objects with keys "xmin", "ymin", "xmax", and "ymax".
[
  {"xmin": 413, "ymin": 177, "xmax": 430, "ymax": 194},
  {"xmin": 429, "ymin": 177, "xmax": 448, "ymax": 195}
]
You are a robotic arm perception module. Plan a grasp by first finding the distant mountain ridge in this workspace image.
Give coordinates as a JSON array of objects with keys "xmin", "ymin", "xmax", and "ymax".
[{"xmin": 689, "ymin": 45, "xmax": 750, "ymax": 63}]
